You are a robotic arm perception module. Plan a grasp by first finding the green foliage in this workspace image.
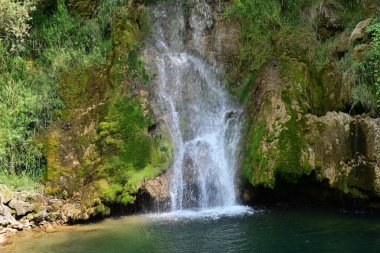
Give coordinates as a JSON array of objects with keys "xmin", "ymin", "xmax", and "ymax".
[
  {"xmin": 225, "ymin": 0, "xmax": 372, "ymax": 97},
  {"xmin": 30, "ymin": 0, "xmax": 112, "ymax": 71},
  {"xmin": 345, "ymin": 21, "xmax": 380, "ymax": 116},
  {"xmin": 0, "ymin": 170, "xmax": 43, "ymax": 192},
  {"xmin": 225, "ymin": 0, "xmax": 283, "ymax": 71},
  {"xmin": 351, "ymin": 84, "xmax": 377, "ymax": 114},
  {"xmin": 0, "ymin": 0, "xmax": 131, "ymax": 184},
  {"xmin": 364, "ymin": 22, "xmax": 380, "ymax": 108},
  {"xmin": 0, "ymin": 42, "xmax": 61, "ymax": 178},
  {"xmin": 224, "ymin": 0, "xmax": 334, "ymax": 70}
]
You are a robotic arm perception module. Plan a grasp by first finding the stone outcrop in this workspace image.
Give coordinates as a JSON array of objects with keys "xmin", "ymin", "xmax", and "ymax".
[
  {"xmin": 182, "ymin": 0, "xmax": 240, "ymax": 82},
  {"xmin": 243, "ymin": 57, "xmax": 380, "ymax": 205},
  {"xmin": 306, "ymin": 112, "xmax": 380, "ymax": 198},
  {"xmin": 0, "ymin": 185, "xmax": 106, "ymax": 240},
  {"xmin": 349, "ymin": 18, "xmax": 372, "ymax": 43},
  {"xmin": 242, "ymin": 16, "xmax": 380, "ymax": 207},
  {"xmin": 139, "ymin": 174, "xmax": 171, "ymax": 211},
  {"xmin": 143, "ymin": 175, "xmax": 170, "ymax": 202}
]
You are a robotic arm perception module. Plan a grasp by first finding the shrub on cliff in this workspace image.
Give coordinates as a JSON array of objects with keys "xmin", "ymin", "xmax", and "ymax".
[{"xmin": 0, "ymin": 0, "xmax": 36, "ymax": 52}]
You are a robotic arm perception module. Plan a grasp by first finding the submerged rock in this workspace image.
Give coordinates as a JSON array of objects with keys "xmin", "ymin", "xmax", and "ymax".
[{"xmin": 0, "ymin": 234, "xmax": 12, "ymax": 246}]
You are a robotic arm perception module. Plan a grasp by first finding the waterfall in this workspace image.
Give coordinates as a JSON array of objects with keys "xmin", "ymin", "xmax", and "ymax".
[{"xmin": 145, "ymin": 0, "xmax": 242, "ymax": 211}]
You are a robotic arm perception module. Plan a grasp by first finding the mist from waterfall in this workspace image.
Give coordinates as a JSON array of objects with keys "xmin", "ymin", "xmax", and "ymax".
[{"xmin": 145, "ymin": 0, "xmax": 242, "ymax": 211}]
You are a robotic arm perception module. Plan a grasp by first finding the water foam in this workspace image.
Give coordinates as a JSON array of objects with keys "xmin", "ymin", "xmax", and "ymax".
[{"xmin": 147, "ymin": 206, "xmax": 255, "ymax": 222}]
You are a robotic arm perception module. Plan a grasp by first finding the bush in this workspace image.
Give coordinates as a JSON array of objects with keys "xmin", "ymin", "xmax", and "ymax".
[
  {"xmin": 346, "ymin": 21, "xmax": 380, "ymax": 116},
  {"xmin": 0, "ymin": 0, "xmax": 36, "ymax": 52},
  {"xmin": 364, "ymin": 22, "xmax": 380, "ymax": 108},
  {"xmin": 351, "ymin": 84, "xmax": 377, "ymax": 114},
  {"xmin": 0, "ymin": 42, "xmax": 62, "ymax": 177},
  {"xmin": 224, "ymin": 0, "xmax": 283, "ymax": 71}
]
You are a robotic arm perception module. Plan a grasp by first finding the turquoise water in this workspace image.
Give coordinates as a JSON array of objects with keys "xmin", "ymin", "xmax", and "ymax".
[{"xmin": 3, "ymin": 206, "xmax": 380, "ymax": 253}]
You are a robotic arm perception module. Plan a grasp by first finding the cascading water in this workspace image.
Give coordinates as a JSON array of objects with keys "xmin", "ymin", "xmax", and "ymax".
[{"xmin": 145, "ymin": 0, "xmax": 243, "ymax": 212}]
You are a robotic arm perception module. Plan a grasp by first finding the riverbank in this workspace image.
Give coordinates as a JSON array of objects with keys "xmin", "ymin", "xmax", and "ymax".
[
  {"xmin": 0, "ymin": 176, "xmax": 172, "ymax": 247},
  {"xmin": 0, "ymin": 184, "xmax": 100, "ymax": 246}
]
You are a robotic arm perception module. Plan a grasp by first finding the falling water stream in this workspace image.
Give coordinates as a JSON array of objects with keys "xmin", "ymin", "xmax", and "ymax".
[{"xmin": 146, "ymin": 0, "xmax": 242, "ymax": 212}]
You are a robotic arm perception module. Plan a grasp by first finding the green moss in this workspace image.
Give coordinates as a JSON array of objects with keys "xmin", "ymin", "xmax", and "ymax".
[
  {"xmin": 88, "ymin": 3, "xmax": 172, "ymax": 206},
  {"xmin": 242, "ymin": 122, "xmax": 275, "ymax": 188},
  {"xmin": 273, "ymin": 64, "xmax": 313, "ymax": 183},
  {"xmin": 274, "ymin": 110, "xmax": 312, "ymax": 183},
  {"xmin": 279, "ymin": 59, "xmax": 311, "ymax": 113},
  {"xmin": 238, "ymin": 70, "xmax": 257, "ymax": 103},
  {"xmin": 44, "ymin": 130, "xmax": 68, "ymax": 183},
  {"xmin": 99, "ymin": 97, "xmax": 151, "ymax": 168},
  {"xmin": 59, "ymin": 67, "xmax": 90, "ymax": 121},
  {"xmin": 96, "ymin": 93, "xmax": 172, "ymax": 204}
]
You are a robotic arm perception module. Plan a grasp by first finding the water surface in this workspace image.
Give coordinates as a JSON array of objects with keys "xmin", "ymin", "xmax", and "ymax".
[{"xmin": 4, "ymin": 207, "xmax": 380, "ymax": 253}]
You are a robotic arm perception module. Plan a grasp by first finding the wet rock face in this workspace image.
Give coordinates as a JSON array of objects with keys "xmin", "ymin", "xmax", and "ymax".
[
  {"xmin": 243, "ymin": 57, "xmax": 380, "ymax": 204},
  {"xmin": 139, "ymin": 175, "xmax": 171, "ymax": 212},
  {"xmin": 306, "ymin": 113, "xmax": 380, "ymax": 198},
  {"xmin": 184, "ymin": 0, "xmax": 240, "ymax": 74}
]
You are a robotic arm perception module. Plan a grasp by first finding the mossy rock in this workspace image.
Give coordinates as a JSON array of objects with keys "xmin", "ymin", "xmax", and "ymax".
[
  {"xmin": 42, "ymin": 2, "xmax": 173, "ymax": 213},
  {"xmin": 243, "ymin": 59, "xmax": 316, "ymax": 188}
]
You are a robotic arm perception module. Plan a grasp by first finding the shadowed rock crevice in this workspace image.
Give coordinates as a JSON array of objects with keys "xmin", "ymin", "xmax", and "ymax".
[{"xmin": 242, "ymin": 171, "xmax": 380, "ymax": 210}]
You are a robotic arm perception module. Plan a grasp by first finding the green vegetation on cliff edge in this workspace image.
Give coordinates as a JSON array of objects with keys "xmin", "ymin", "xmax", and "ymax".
[{"xmin": 0, "ymin": 0, "xmax": 172, "ymax": 212}]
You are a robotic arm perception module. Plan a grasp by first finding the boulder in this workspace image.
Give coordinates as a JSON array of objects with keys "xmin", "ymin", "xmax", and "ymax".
[
  {"xmin": 32, "ymin": 210, "xmax": 49, "ymax": 223},
  {"xmin": 8, "ymin": 198, "xmax": 34, "ymax": 217},
  {"xmin": 0, "ymin": 215, "xmax": 17, "ymax": 227},
  {"xmin": 60, "ymin": 203, "xmax": 83, "ymax": 222},
  {"xmin": 144, "ymin": 175, "xmax": 170, "ymax": 200},
  {"xmin": 0, "ymin": 185, "xmax": 13, "ymax": 204},
  {"xmin": 8, "ymin": 219, "xmax": 24, "ymax": 230},
  {"xmin": 350, "ymin": 18, "xmax": 372, "ymax": 43},
  {"xmin": 140, "ymin": 175, "xmax": 171, "ymax": 211},
  {"xmin": 0, "ymin": 203, "xmax": 13, "ymax": 217}
]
